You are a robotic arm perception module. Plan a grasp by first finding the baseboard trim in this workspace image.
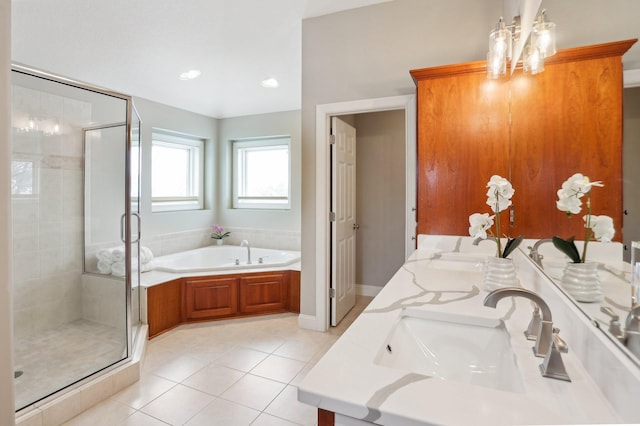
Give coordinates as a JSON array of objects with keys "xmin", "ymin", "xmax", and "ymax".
[
  {"xmin": 297, "ymin": 313, "xmax": 327, "ymax": 332},
  {"xmin": 357, "ymin": 284, "xmax": 382, "ymax": 297}
]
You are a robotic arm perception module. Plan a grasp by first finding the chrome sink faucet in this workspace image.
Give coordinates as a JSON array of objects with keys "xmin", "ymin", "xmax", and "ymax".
[
  {"xmin": 527, "ymin": 238, "xmax": 553, "ymax": 269},
  {"xmin": 601, "ymin": 305, "xmax": 640, "ymax": 358},
  {"xmin": 472, "ymin": 236, "xmax": 499, "ymax": 257},
  {"xmin": 484, "ymin": 287, "xmax": 571, "ymax": 381},
  {"xmin": 240, "ymin": 239, "xmax": 251, "ymax": 265}
]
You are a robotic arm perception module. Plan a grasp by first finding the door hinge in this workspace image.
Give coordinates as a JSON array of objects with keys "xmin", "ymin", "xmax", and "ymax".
[
  {"xmin": 509, "ymin": 208, "xmax": 515, "ymax": 226},
  {"xmin": 329, "ymin": 288, "xmax": 336, "ymax": 298},
  {"xmin": 329, "ymin": 211, "xmax": 336, "ymax": 222},
  {"xmin": 329, "ymin": 134, "xmax": 336, "ymax": 145}
]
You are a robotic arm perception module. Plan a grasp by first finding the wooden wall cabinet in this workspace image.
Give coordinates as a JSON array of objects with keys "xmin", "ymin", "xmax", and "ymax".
[
  {"xmin": 410, "ymin": 40, "xmax": 636, "ymax": 240},
  {"xmin": 147, "ymin": 270, "xmax": 300, "ymax": 338}
]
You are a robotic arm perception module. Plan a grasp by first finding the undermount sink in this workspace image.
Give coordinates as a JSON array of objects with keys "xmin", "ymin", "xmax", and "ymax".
[
  {"xmin": 423, "ymin": 253, "xmax": 485, "ymax": 272},
  {"xmin": 374, "ymin": 308, "xmax": 525, "ymax": 393}
]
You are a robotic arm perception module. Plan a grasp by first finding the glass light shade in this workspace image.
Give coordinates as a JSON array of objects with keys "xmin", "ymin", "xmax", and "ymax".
[
  {"xmin": 523, "ymin": 45, "xmax": 544, "ymax": 75},
  {"xmin": 487, "ymin": 51, "xmax": 506, "ymax": 79},
  {"xmin": 489, "ymin": 27, "xmax": 512, "ymax": 61},
  {"xmin": 532, "ymin": 20, "xmax": 556, "ymax": 58}
]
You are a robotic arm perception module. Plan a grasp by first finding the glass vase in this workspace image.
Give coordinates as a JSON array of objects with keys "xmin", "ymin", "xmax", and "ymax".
[
  {"xmin": 560, "ymin": 262, "xmax": 602, "ymax": 303},
  {"xmin": 484, "ymin": 257, "xmax": 519, "ymax": 292}
]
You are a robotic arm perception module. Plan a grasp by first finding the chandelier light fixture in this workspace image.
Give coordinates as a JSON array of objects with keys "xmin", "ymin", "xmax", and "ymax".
[{"xmin": 487, "ymin": 9, "xmax": 556, "ymax": 79}]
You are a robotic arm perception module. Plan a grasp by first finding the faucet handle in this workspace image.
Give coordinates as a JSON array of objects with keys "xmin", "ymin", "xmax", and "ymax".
[
  {"xmin": 551, "ymin": 328, "xmax": 568, "ymax": 353},
  {"xmin": 601, "ymin": 306, "xmax": 625, "ymax": 341},
  {"xmin": 524, "ymin": 304, "xmax": 541, "ymax": 341}
]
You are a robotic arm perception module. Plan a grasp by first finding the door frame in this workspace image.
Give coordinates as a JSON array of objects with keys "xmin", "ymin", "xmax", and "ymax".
[{"xmin": 314, "ymin": 95, "xmax": 416, "ymax": 330}]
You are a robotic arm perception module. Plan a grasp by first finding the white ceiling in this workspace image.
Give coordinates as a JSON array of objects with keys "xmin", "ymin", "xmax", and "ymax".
[{"xmin": 11, "ymin": 0, "xmax": 392, "ymax": 118}]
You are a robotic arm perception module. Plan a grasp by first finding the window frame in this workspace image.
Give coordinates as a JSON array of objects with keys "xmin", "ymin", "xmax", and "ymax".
[
  {"xmin": 151, "ymin": 130, "xmax": 205, "ymax": 213},
  {"xmin": 232, "ymin": 136, "xmax": 291, "ymax": 210}
]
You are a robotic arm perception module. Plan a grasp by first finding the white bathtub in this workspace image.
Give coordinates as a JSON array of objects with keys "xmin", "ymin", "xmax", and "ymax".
[{"xmin": 153, "ymin": 245, "xmax": 300, "ymax": 273}]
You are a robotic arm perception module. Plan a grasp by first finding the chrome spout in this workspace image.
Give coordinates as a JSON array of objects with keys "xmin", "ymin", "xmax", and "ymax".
[
  {"xmin": 484, "ymin": 287, "xmax": 553, "ymax": 357},
  {"xmin": 527, "ymin": 238, "xmax": 553, "ymax": 269},
  {"xmin": 240, "ymin": 239, "xmax": 252, "ymax": 265}
]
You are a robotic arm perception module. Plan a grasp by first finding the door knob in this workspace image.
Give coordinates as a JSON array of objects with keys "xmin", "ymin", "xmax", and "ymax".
[{"xmin": 353, "ymin": 224, "xmax": 360, "ymax": 230}]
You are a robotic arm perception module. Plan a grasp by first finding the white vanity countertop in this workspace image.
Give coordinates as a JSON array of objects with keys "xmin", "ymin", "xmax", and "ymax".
[{"xmin": 297, "ymin": 247, "xmax": 621, "ymax": 425}]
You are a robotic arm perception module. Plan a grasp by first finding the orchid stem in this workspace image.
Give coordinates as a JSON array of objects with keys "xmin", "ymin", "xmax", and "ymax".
[
  {"xmin": 495, "ymin": 189, "xmax": 503, "ymax": 257},
  {"xmin": 581, "ymin": 196, "xmax": 591, "ymax": 263}
]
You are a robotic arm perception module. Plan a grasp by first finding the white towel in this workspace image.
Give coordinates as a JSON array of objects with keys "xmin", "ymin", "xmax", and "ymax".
[
  {"xmin": 111, "ymin": 261, "xmax": 126, "ymax": 277},
  {"xmin": 97, "ymin": 260, "xmax": 112, "ymax": 274},
  {"xmin": 133, "ymin": 260, "xmax": 155, "ymax": 273},
  {"xmin": 96, "ymin": 249, "xmax": 114, "ymax": 264},
  {"xmin": 140, "ymin": 246, "xmax": 154, "ymax": 264},
  {"xmin": 112, "ymin": 247, "xmax": 125, "ymax": 262}
]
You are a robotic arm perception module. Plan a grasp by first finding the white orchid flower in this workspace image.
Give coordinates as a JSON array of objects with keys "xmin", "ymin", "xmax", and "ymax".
[
  {"xmin": 585, "ymin": 215, "xmax": 615, "ymax": 243},
  {"xmin": 561, "ymin": 173, "xmax": 603, "ymax": 198},
  {"xmin": 556, "ymin": 189, "xmax": 582, "ymax": 214},
  {"xmin": 468, "ymin": 213, "xmax": 495, "ymax": 239},
  {"xmin": 485, "ymin": 175, "xmax": 514, "ymax": 213}
]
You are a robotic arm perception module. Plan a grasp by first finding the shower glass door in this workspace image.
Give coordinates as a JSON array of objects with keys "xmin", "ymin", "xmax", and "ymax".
[{"xmin": 11, "ymin": 66, "xmax": 136, "ymax": 411}]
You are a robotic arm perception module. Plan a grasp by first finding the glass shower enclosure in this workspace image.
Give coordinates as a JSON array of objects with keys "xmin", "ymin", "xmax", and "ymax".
[{"xmin": 10, "ymin": 65, "xmax": 141, "ymax": 411}]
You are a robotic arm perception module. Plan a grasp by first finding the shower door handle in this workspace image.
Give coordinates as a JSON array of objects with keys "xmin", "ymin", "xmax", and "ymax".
[
  {"xmin": 120, "ymin": 213, "xmax": 126, "ymax": 243},
  {"xmin": 120, "ymin": 213, "xmax": 142, "ymax": 244},
  {"xmin": 131, "ymin": 212, "xmax": 141, "ymax": 244}
]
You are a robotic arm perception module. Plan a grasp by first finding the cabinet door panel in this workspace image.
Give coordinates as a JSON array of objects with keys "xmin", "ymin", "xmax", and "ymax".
[
  {"xmin": 416, "ymin": 72, "xmax": 510, "ymax": 236},
  {"xmin": 184, "ymin": 277, "xmax": 238, "ymax": 319},
  {"xmin": 239, "ymin": 273, "xmax": 287, "ymax": 313},
  {"xmin": 510, "ymin": 56, "xmax": 623, "ymax": 240}
]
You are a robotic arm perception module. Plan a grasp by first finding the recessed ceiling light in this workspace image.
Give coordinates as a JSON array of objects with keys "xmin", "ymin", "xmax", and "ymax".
[
  {"xmin": 179, "ymin": 70, "xmax": 201, "ymax": 80},
  {"xmin": 261, "ymin": 77, "xmax": 279, "ymax": 88}
]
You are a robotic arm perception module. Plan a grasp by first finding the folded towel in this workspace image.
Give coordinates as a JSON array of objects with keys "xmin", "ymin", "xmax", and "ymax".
[
  {"xmin": 96, "ymin": 249, "xmax": 114, "ymax": 264},
  {"xmin": 112, "ymin": 248, "xmax": 125, "ymax": 262},
  {"xmin": 111, "ymin": 261, "xmax": 126, "ymax": 277},
  {"xmin": 140, "ymin": 246, "xmax": 154, "ymax": 264},
  {"xmin": 97, "ymin": 260, "xmax": 112, "ymax": 274},
  {"xmin": 133, "ymin": 260, "xmax": 155, "ymax": 273}
]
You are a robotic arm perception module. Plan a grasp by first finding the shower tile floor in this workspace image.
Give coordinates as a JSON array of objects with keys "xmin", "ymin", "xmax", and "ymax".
[
  {"xmin": 62, "ymin": 295, "xmax": 373, "ymax": 426},
  {"xmin": 14, "ymin": 319, "xmax": 126, "ymax": 411}
]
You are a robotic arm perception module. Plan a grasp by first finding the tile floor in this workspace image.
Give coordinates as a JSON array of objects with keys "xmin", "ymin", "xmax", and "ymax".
[
  {"xmin": 62, "ymin": 296, "xmax": 373, "ymax": 426},
  {"xmin": 15, "ymin": 320, "xmax": 125, "ymax": 411}
]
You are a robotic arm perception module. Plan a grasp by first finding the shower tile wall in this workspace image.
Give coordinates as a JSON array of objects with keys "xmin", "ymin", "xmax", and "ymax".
[{"xmin": 11, "ymin": 84, "xmax": 91, "ymax": 339}]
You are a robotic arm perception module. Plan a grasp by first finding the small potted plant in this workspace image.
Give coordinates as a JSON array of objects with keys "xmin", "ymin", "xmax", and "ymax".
[
  {"xmin": 469, "ymin": 175, "xmax": 523, "ymax": 291},
  {"xmin": 211, "ymin": 224, "xmax": 230, "ymax": 245},
  {"xmin": 552, "ymin": 173, "xmax": 614, "ymax": 302}
]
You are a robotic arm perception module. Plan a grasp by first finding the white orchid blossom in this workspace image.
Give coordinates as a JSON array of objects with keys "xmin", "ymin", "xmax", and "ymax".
[
  {"xmin": 554, "ymin": 173, "xmax": 614, "ymax": 263},
  {"xmin": 585, "ymin": 215, "xmax": 615, "ymax": 243},
  {"xmin": 485, "ymin": 175, "xmax": 515, "ymax": 213},
  {"xmin": 468, "ymin": 213, "xmax": 495, "ymax": 240},
  {"xmin": 469, "ymin": 176, "xmax": 522, "ymax": 258}
]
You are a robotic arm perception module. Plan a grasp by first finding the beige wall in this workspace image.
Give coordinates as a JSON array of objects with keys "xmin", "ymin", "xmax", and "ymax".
[
  {"xmin": 300, "ymin": 0, "xmax": 501, "ymax": 316},
  {"xmin": 1, "ymin": 0, "xmax": 16, "ymax": 422},
  {"xmin": 134, "ymin": 97, "xmax": 217, "ymax": 238},
  {"xmin": 217, "ymin": 110, "xmax": 302, "ymax": 236},
  {"xmin": 623, "ymin": 87, "xmax": 640, "ymax": 260},
  {"xmin": 355, "ymin": 110, "xmax": 406, "ymax": 288}
]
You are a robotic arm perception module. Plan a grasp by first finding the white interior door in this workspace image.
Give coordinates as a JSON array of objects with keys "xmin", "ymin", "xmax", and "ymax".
[{"xmin": 331, "ymin": 116, "xmax": 357, "ymax": 326}]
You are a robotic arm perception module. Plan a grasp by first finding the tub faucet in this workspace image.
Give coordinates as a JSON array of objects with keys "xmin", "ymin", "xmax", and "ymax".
[
  {"xmin": 484, "ymin": 287, "xmax": 570, "ymax": 381},
  {"xmin": 240, "ymin": 240, "xmax": 251, "ymax": 265},
  {"xmin": 527, "ymin": 238, "xmax": 553, "ymax": 269}
]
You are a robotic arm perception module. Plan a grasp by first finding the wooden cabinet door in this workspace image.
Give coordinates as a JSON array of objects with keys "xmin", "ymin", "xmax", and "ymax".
[
  {"xmin": 414, "ymin": 66, "xmax": 511, "ymax": 236},
  {"xmin": 147, "ymin": 279, "xmax": 183, "ymax": 338},
  {"xmin": 510, "ymin": 50, "xmax": 625, "ymax": 240},
  {"xmin": 239, "ymin": 272, "xmax": 287, "ymax": 313},
  {"xmin": 184, "ymin": 276, "xmax": 238, "ymax": 320}
]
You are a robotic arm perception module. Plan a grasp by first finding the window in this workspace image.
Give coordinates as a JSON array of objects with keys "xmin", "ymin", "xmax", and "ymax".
[
  {"xmin": 151, "ymin": 131, "xmax": 204, "ymax": 212},
  {"xmin": 11, "ymin": 157, "xmax": 38, "ymax": 198},
  {"xmin": 233, "ymin": 137, "xmax": 290, "ymax": 209}
]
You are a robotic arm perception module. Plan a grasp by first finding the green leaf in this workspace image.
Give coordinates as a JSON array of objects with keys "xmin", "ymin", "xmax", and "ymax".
[
  {"xmin": 552, "ymin": 236, "xmax": 581, "ymax": 263},
  {"xmin": 501, "ymin": 235, "xmax": 524, "ymax": 258}
]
